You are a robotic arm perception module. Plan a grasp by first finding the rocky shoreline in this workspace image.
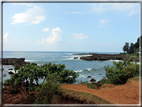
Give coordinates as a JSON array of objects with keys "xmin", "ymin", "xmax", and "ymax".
[
  {"xmin": 1, "ymin": 58, "xmax": 37, "ymax": 70},
  {"xmin": 73, "ymin": 53, "xmax": 139, "ymax": 62}
]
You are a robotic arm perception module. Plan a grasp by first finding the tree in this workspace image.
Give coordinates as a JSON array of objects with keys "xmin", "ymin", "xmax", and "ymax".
[
  {"xmin": 134, "ymin": 36, "xmax": 142, "ymax": 53},
  {"xmin": 123, "ymin": 45, "xmax": 127, "ymax": 53},
  {"xmin": 129, "ymin": 43, "xmax": 134, "ymax": 54},
  {"xmin": 123, "ymin": 42, "xmax": 129, "ymax": 53}
]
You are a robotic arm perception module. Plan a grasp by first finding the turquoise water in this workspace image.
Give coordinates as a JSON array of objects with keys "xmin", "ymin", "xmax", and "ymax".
[{"xmin": 1, "ymin": 51, "xmax": 120, "ymax": 84}]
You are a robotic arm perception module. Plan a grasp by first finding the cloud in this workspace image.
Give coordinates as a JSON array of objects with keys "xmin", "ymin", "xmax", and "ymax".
[
  {"xmin": 11, "ymin": 6, "xmax": 46, "ymax": 25},
  {"xmin": 99, "ymin": 19, "xmax": 108, "ymax": 27},
  {"xmin": 91, "ymin": 3, "xmax": 139, "ymax": 16},
  {"xmin": 100, "ymin": 19, "xmax": 108, "ymax": 24},
  {"xmin": 3, "ymin": 32, "xmax": 9, "ymax": 42},
  {"xmin": 42, "ymin": 27, "xmax": 50, "ymax": 32},
  {"xmin": 72, "ymin": 33, "xmax": 88, "ymax": 39},
  {"xmin": 128, "ymin": 10, "xmax": 139, "ymax": 16},
  {"xmin": 91, "ymin": 4, "xmax": 106, "ymax": 13},
  {"xmin": 13, "ymin": 3, "xmax": 34, "ymax": 7},
  {"xmin": 37, "ymin": 27, "xmax": 62, "ymax": 45}
]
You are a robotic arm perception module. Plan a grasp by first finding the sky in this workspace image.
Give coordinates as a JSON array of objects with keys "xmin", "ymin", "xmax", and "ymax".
[{"xmin": 2, "ymin": 1, "xmax": 140, "ymax": 52}]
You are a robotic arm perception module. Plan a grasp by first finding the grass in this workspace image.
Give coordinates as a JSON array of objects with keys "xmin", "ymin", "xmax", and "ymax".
[
  {"xmin": 120, "ymin": 53, "xmax": 139, "ymax": 57},
  {"xmin": 127, "ymin": 75, "xmax": 141, "ymax": 81}
]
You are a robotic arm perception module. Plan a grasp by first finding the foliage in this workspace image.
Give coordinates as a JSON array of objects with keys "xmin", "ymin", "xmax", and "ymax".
[
  {"xmin": 103, "ymin": 58, "xmax": 139, "ymax": 85},
  {"xmin": 123, "ymin": 42, "xmax": 129, "ymax": 53},
  {"xmin": 3, "ymin": 62, "xmax": 79, "ymax": 88},
  {"xmin": 97, "ymin": 77, "xmax": 107, "ymax": 86},
  {"xmin": 134, "ymin": 36, "xmax": 142, "ymax": 49},
  {"xmin": 122, "ymin": 36, "xmax": 141, "ymax": 54},
  {"xmin": 128, "ymin": 43, "xmax": 134, "ymax": 54},
  {"xmin": 78, "ymin": 81, "xmax": 97, "ymax": 89},
  {"xmin": 124, "ymin": 62, "xmax": 139, "ymax": 78},
  {"xmin": 33, "ymin": 73, "xmax": 61, "ymax": 104}
]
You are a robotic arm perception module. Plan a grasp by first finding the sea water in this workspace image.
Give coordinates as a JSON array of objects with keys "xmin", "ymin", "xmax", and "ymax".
[{"xmin": 1, "ymin": 51, "xmax": 121, "ymax": 84}]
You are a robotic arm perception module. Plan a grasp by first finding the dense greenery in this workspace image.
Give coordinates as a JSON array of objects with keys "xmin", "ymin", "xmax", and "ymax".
[
  {"xmin": 98, "ymin": 58, "xmax": 139, "ymax": 85},
  {"xmin": 33, "ymin": 73, "xmax": 61, "ymax": 104},
  {"xmin": 3, "ymin": 62, "xmax": 79, "ymax": 89},
  {"xmin": 122, "ymin": 36, "xmax": 141, "ymax": 54}
]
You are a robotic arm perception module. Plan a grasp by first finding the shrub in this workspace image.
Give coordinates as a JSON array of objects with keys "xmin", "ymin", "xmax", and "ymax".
[
  {"xmin": 124, "ymin": 62, "xmax": 139, "ymax": 78},
  {"xmin": 103, "ymin": 58, "xmax": 139, "ymax": 85},
  {"xmin": 33, "ymin": 73, "xmax": 61, "ymax": 104},
  {"xmin": 3, "ymin": 62, "xmax": 79, "ymax": 89}
]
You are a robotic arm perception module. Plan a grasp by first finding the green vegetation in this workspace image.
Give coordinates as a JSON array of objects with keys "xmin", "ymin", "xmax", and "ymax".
[
  {"xmin": 33, "ymin": 73, "xmax": 61, "ymax": 104},
  {"xmin": 98, "ymin": 58, "xmax": 139, "ymax": 85},
  {"xmin": 3, "ymin": 62, "xmax": 79, "ymax": 88},
  {"xmin": 122, "ymin": 36, "xmax": 141, "ymax": 54},
  {"xmin": 3, "ymin": 62, "xmax": 79, "ymax": 104},
  {"xmin": 2, "ymin": 57, "xmax": 140, "ymax": 104}
]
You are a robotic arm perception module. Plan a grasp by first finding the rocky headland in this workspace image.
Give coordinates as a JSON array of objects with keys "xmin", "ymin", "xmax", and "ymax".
[
  {"xmin": 73, "ymin": 53, "xmax": 139, "ymax": 62},
  {"xmin": 1, "ymin": 58, "xmax": 36, "ymax": 70}
]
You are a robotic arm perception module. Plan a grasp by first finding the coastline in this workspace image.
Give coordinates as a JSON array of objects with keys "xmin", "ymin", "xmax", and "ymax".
[{"xmin": 72, "ymin": 53, "xmax": 139, "ymax": 62}]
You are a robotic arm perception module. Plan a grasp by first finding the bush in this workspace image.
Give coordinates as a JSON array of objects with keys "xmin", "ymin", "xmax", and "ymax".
[
  {"xmin": 3, "ymin": 62, "xmax": 79, "ymax": 89},
  {"xmin": 33, "ymin": 73, "xmax": 61, "ymax": 104},
  {"xmin": 103, "ymin": 58, "xmax": 139, "ymax": 85},
  {"xmin": 124, "ymin": 63, "xmax": 139, "ymax": 78},
  {"xmin": 97, "ymin": 77, "xmax": 107, "ymax": 86}
]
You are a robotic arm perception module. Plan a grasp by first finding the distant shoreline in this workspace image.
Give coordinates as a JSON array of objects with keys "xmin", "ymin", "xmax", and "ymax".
[{"xmin": 72, "ymin": 53, "xmax": 139, "ymax": 62}]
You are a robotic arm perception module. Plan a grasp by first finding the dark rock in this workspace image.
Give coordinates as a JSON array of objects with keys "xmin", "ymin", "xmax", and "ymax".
[
  {"xmin": 99, "ymin": 73, "xmax": 101, "ymax": 75},
  {"xmin": 78, "ymin": 53, "xmax": 138, "ymax": 62},
  {"xmin": 23, "ymin": 61, "xmax": 30, "ymax": 65},
  {"xmin": 87, "ymin": 76, "xmax": 91, "ymax": 78},
  {"xmin": 90, "ymin": 78, "xmax": 96, "ymax": 82},
  {"xmin": 8, "ymin": 68, "xmax": 13, "ymax": 70},
  {"xmin": 2, "ymin": 58, "xmax": 26, "ymax": 69},
  {"xmin": 14, "ymin": 63, "xmax": 20, "ymax": 70},
  {"xmin": 74, "ymin": 57, "xmax": 78, "ymax": 59},
  {"xmin": 8, "ymin": 71, "xmax": 14, "ymax": 74},
  {"xmin": 31, "ymin": 63, "xmax": 37, "ymax": 66}
]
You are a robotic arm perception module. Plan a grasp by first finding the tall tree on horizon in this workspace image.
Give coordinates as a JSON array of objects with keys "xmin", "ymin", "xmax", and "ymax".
[
  {"xmin": 123, "ymin": 42, "xmax": 129, "ymax": 53},
  {"xmin": 129, "ymin": 43, "xmax": 134, "ymax": 54}
]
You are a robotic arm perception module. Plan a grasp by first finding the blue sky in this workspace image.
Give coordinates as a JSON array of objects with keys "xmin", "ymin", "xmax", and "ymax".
[{"xmin": 2, "ymin": 2, "xmax": 140, "ymax": 52}]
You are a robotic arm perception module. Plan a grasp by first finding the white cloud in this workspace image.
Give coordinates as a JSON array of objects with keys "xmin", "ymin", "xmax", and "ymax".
[
  {"xmin": 100, "ymin": 19, "xmax": 108, "ymax": 24},
  {"xmin": 72, "ymin": 33, "xmax": 88, "ymax": 39},
  {"xmin": 91, "ymin": 3, "xmax": 139, "ymax": 16},
  {"xmin": 99, "ymin": 19, "xmax": 108, "ymax": 27},
  {"xmin": 71, "ymin": 12, "xmax": 82, "ymax": 14},
  {"xmin": 91, "ymin": 4, "xmax": 106, "ymax": 13},
  {"xmin": 128, "ymin": 10, "xmax": 139, "ymax": 16},
  {"xmin": 3, "ymin": 32, "xmax": 9, "ymax": 42},
  {"xmin": 42, "ymin": 27, "xmax": 50, "ymax": 32},
  {"xmin": 13, "ymin": 3, "xmax": 34, "ymax": 7},
  {"xmin": 11, "ymin": 6, "xmax": 46, "ymax": 25},
  {"xmin": 37, "ymin": 27, "xmax": 62, "ymax": 45}
]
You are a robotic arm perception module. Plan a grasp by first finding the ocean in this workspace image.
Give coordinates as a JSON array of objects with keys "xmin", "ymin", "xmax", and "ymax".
[{"xmin": 1, "ymin": 51, "xmax": 121, "ymax": 84}]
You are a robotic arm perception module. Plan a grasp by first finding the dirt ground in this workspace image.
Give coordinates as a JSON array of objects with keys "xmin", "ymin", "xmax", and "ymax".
[
  {"xmin": 61, "ymin": 79, "xmax": 141, "ymax": 104},
  {"xmin": 2, "ymin": 78, "xmax": 141, "ymax": 104}
]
